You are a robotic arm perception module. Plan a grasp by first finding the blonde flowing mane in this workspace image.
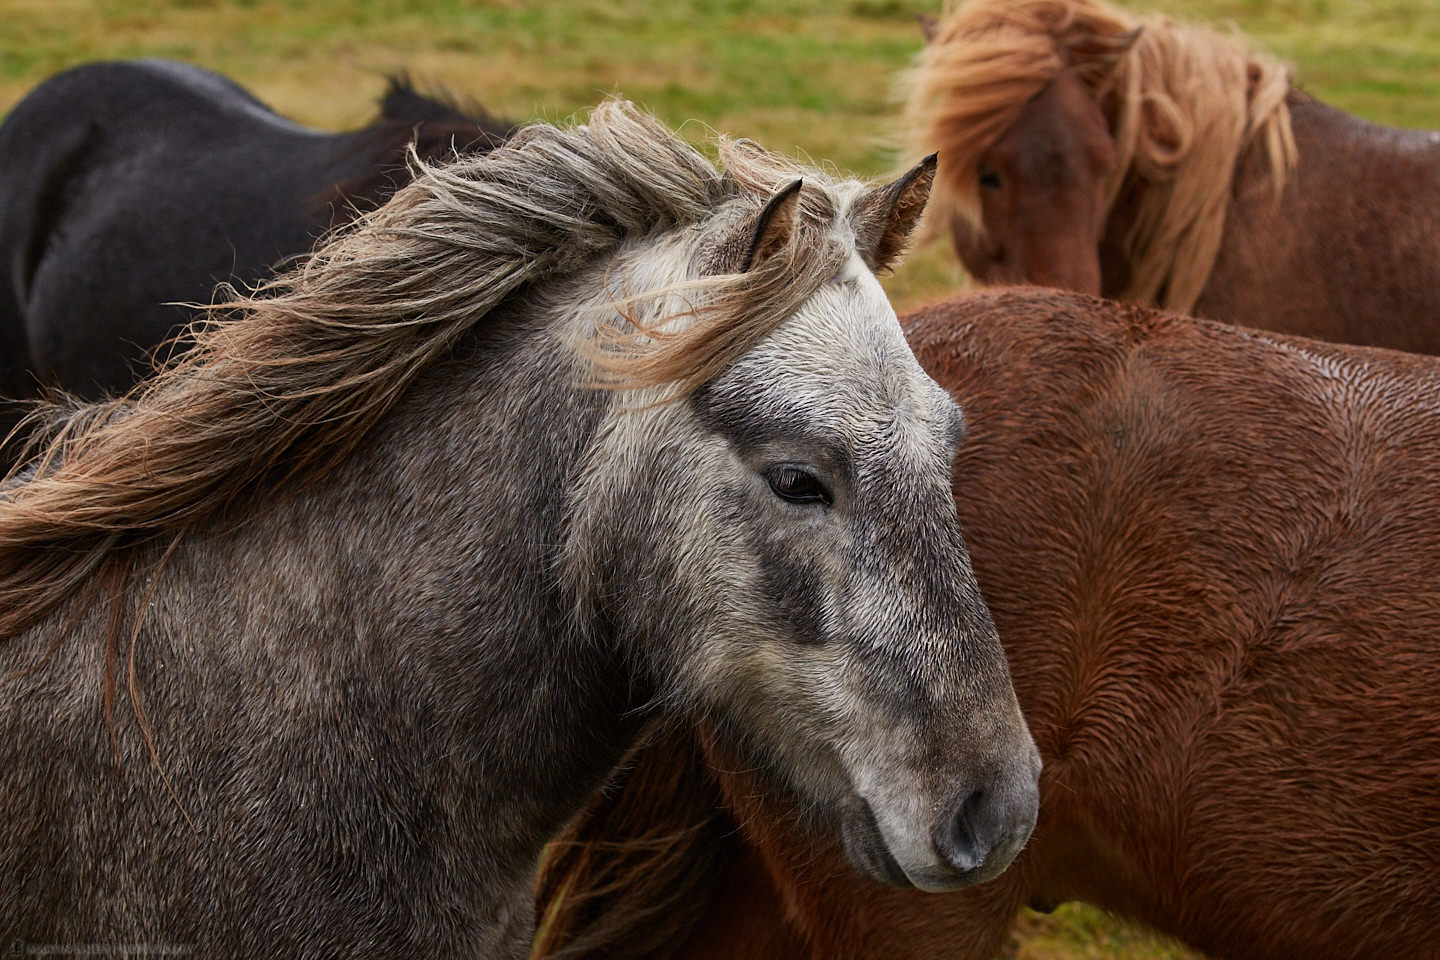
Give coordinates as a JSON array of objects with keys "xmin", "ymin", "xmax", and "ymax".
[
  {"xmin": 906, "ymin": 0, "xmax": 1297, "ymax": 312},
  {"xmin": 0, "ymin": 100, "xmax": 850, "ymax": 641}
]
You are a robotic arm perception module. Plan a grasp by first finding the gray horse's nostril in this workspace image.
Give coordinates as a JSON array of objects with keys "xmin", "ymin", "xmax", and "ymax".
[{"xmin": 944, "ymin": 787, "xmax": 987, "ymax": 870}]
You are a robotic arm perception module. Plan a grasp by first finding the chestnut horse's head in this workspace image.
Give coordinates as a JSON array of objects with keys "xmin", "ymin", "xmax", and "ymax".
[
  {"xmin": 906, "ymin": 0, "xmax": 1296, "ymax": 314},
  {"xmin": 946, "ymin": 65, "xmax": 1115, "ymax": 296}
]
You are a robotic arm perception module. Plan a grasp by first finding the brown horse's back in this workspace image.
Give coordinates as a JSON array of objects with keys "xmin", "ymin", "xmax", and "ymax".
[
  {"xmin": 914, "ymin": 289, "xmax": 1440, "ymax": 953},
  {"xmin": 1200, "ymin": 95, "xmax": 1440, "ymax": 354},
  {"xmin": 538, "ymin": 287, "xmax": 1440, "ymax": 960}
]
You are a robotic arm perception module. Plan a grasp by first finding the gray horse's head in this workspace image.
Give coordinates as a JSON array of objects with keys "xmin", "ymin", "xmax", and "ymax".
[{"xmin": 563, "ymin": 141, "xmax": 1039, "ymax": 891}]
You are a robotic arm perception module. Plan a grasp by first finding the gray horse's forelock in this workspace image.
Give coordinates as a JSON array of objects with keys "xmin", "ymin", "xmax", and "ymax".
[
  {"xmin": 398, "ymin": 103, "xmax": 853, "ymax": 395},
  {"xmin": 0, "ymin": 99, "xmax": 854, "ymax": 642}
]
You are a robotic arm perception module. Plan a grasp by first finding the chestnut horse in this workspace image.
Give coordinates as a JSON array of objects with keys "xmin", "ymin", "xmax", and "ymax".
[
  {"xmin": 906, "ymin": 0, "xmax": 1440, "ymax": 353},
  {"xmin": 536, "ymin": 287, "xmax": 1440, "ymax": 960}
]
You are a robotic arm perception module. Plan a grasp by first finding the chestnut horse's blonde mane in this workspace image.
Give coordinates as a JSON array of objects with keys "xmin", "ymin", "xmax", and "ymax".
[
  {"xmin": 906, "ymin": 0, "xmax": 1296, "ymax": 312},
  {"xmin": 0, "ymin": 100, "xmax": 851, "ymax": 640}
]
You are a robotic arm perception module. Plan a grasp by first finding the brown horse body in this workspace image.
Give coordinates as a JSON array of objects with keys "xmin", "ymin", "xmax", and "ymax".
[
  {"xmin": 912, "ymin": 0, "xmax": 1440, "ymax": 352},
  {"xmin": 1190, "ymin": 95, "xmax": 1440, "ymax": 351},
  {"xmin": 539, "ymin": 287, "xmax": 1440, "ymax": 960}
]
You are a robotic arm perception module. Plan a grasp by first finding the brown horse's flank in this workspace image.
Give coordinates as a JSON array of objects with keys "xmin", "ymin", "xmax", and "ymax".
[
  {"xmin": 906, "ymin": 0, "xmax": 1294, "ymax": 312},
  {"xmin": 535, "ymin": 287, "xmax": 1440, "ymax": 960}
]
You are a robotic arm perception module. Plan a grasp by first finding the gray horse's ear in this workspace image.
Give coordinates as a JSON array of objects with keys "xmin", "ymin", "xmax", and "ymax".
[
  {"xmin": 851, "ymin": 154, "xmax": 937, "ymax": 275},
  {"xmin": 741, "ymin": 178, "xmax": 804, "ymax": 272},
  {"xmin": 703, "ymin": 178, "xmax": 804, "ymax": 275}
]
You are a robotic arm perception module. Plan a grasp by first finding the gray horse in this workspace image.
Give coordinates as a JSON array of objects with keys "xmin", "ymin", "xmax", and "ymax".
[{"xmin": 0, "ymin": 102, "xmax": 1039, "ymax": 957}]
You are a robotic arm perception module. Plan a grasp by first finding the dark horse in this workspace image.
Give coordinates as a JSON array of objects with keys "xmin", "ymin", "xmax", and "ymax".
[
  {"xmin": 906, "ymin": 0, "xmax": 1440, "ymax": 353},
  {"xmin": 0, "ymin": 103, "xmax": 1041, "ymax": 957},
  {"xmin": 536, "ymin": 287, "xmax": 1440, "ymax": 960},
  {"xmin": 0, "ymin": 58, "xmax": 511, "ymax": 403}
]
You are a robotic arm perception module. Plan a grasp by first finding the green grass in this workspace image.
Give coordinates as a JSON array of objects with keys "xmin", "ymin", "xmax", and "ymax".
[
  {"xmin": 1004, "ymin": 904, "xmax": 1201, "ymax": 960},
  {"xmin": 2, "ymin": 1, "xmax": 1436, "ymax": 956}
]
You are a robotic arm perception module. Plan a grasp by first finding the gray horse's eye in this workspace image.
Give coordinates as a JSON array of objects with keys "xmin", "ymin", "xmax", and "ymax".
[
  {"xmin": 765, "ymin": 466, "xmax": 832, "ymax": 507},
  {"xmin": 979, "ymin": 168, "xmax": 1001, "ymax": 190}
]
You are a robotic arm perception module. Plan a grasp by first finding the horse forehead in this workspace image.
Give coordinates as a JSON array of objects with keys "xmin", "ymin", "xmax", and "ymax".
[
  {"xmin": 995, "ymin": 71, "xmax": 1113, "ymax": 181},
  {"xmin": 740, "ymin": 264, "xmax": 955, "ymax": 440}
]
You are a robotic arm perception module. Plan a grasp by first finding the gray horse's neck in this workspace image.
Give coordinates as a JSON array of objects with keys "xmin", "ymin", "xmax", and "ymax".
[{"xmin": 0, "ymin": 309, "xmax": 650, "ymax": 956}]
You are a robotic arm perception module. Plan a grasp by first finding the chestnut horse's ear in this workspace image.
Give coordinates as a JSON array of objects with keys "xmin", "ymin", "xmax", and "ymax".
[
  {"xmin": 851, "ymin": 153, "xmax": 937, "ymax": 275},
  {"xmin": 918, "ymin": 12, "xmax": 940, "ymax": 43},
  {"xmin": 704, "ymin": 179, "xmax": 804, "ymax": 275},
  {"xmin": 1072, "ymin": 26, "xmax": 1143, "ymax": 81}
]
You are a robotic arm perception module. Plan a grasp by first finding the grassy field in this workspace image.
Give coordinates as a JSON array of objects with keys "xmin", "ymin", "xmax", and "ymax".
[
  {"xmin": 2, "ymin": 1, "xmax": 1435, "ymax": 957},
  {"xmin": 7, "ymin": 0, "xmax": 1436, "ymax": 315}
]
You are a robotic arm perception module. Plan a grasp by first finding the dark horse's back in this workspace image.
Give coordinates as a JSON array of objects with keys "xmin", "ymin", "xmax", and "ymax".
[{"xmin": 0, "ymin": 59, "xmax": 510, "ymax": 405}]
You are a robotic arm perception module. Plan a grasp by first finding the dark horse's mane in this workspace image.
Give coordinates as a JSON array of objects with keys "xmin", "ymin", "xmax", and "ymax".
[{"xmin": 321, "ymin": 74, "xmax": 514, "ymax": 224}]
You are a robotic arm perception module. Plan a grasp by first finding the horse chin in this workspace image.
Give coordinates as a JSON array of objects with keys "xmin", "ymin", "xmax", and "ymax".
[
  {"xmin": 957, "ymin": 827, "xmax": 1031, "ymax": 888},
  {"xmin": 840, "ymin": 799, "xmax": 916, "ymax": 889}
]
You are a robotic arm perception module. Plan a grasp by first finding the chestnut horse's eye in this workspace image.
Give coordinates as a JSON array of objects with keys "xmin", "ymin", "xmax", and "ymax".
[
  {"xmin": 765, "ymin": 466, "xmax": 832, "ymax": 507},
  {"xmin": 979, "ymin": 169, "xmax": 1001, "ymax": 190}
]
